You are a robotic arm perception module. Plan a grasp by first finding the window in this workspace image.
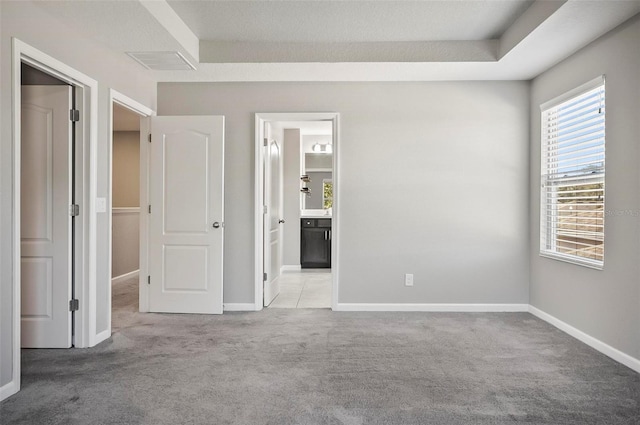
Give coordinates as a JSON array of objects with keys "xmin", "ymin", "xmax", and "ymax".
[
  {"xmin": 540, "ymin": 77, "xmax": 605, "ymax": 269},
  {"xmin": 323, "ymin": 179, "xmax": 333, "ymax": 209}
]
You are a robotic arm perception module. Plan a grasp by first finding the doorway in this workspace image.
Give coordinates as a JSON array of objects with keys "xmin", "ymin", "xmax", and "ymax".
[
  {"xmin": 254, "ymin": 113, "xmax": 340, "ymax": 311},
  {"xmin": 109, "ymin": 102, "xmax": 145, "ymax": 331},
  {"xmin": 108, "ymin": 97, "xmax": 225, "ymax": 321},
  {"xmin": 8, "ymin": 39, "xmax": 99, "ymax": 400},
  {"xmin": 108, "ymin": 90, "xmax": 153, "ymax": 333},
  {"xmin": 20, "ymin": 64, "xmax": 76, "ymax": 348}
]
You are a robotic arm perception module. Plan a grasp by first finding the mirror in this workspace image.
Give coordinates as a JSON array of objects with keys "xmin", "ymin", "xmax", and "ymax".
[
  {"xmin": 298, "ymin": 128, "xmax": 333, "ymax": 215},
  {"xmin": 301, "ymin": 142, "xmax": 333, "ymax": 213}
]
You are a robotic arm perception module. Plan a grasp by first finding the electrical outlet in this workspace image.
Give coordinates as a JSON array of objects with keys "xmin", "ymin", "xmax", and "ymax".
[{"xmin": 405, "ymin": 273, "xmax": 414, "ymax": 287}]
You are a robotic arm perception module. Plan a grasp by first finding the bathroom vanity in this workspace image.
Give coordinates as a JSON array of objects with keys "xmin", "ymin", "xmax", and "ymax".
[{"xmin": 300, "ymin": 217, "xmax": 331, "ymax": 268}]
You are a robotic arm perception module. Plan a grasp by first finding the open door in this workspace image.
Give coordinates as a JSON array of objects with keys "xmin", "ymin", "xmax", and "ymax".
[
  {"xmin": 148, "ymin": 116, "xmax": 224, "ymax": 314},
  {"xmin": 21, "ymin": 85, "xmax": 73, "ymax": 348},
  {"xmin": 263, "ymin": 123, "xmax": 283, "ymax": 306}
]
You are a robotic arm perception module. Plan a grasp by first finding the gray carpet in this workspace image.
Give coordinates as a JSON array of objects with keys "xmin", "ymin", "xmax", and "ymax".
[{"xmin": 1, "ymin": 278, "xmax": 639, "ymax": 424}]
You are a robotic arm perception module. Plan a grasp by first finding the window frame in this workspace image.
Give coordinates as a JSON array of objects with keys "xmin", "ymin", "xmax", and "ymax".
[{"xmin": 539, "ymin": 76, "xmax": 606, "ymax": 270}]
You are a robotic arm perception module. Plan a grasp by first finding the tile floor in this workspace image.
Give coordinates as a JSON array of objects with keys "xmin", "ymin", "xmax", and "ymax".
[{"xmin": 268, "ymin": 269, "xmax": 332, "ymax": 308}]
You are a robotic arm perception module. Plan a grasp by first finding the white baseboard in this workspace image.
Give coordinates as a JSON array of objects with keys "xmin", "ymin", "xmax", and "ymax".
[
  {"xmin": 529, "ymin": 305, "xmax": 640, "ymax": 373},
  {"xmin": 334, "ymin": 303, "xmax": 529, "ymax": 312},
  {"xmin": 223, "ymin": 303, "xmax": 259, "ymax": 312},
  {"xmin": 281, "ymin": 265, "xmax": 301, "ymax": 272},
  {"xmin": 92, "ymin": 329, "xmax": 111, "ymax": 347},
  {"xmin": 111, "ymin": 270, "xmax": 139, "ymax": 285},
  {"xmin": 0, "ymin": 379, "xmax": 19, "ymax": 401}
]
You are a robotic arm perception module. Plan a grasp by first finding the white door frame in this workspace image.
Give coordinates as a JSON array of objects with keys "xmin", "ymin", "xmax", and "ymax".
[
  {"xmin": 7, "ymin": 38, "xmax": 98, "ymax": 400},
  {"xmin": 254, "ymin": 112, "xmax": 340, "ymax": 311},
  {"xmin": 108, "ymin": 90, "xmax": 155, "ymax": 333}
]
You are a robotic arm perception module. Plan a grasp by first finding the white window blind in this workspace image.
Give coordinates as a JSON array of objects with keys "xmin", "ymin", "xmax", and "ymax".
[{"xmin": 540, "ymin": 77, "xmax": 605, "ymax": 269}]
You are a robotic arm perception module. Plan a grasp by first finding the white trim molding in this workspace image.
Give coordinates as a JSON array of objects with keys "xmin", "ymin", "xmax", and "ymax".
[
  {"xmin": 93, "ymin": 330, "xmax": 111, "ymax": 347},
  {"xmin": 0, "ymin": 380, "xmax": 19, "ymax": 402},
  {"xmin": 110, "ymin": 90, "xmax": 155, "ymax": 117},
  {"xmin": 111, "ymin": 270, "xmax": 140, "ymax": 285},
  {"xmin": 281, "ymin": 265, "xmax": 302, "ymax": 272},
  {"xmin": 335, "ymin": 303, "xmax": 529, "ymax": 312},
  {"xmin": 529, "ymin": 305, "xmax": 640, "ymax": 374},
  {"xmin": 223, "ymin": 303, "xmax": 261, "ymax": 312}
]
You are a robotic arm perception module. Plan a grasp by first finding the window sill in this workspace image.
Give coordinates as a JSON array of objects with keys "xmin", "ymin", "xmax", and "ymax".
[{"xmin": 539, "ymin": 251, "xmax": 604, "ymax": 270}]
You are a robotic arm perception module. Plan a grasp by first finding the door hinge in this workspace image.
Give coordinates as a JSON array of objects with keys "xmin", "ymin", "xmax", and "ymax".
[
  {"xmin": 263, "ymin": 273, "xmax": 267, "ymax": 281},
  {"xmin": 69, "ymin": 299, "xmax": 79, "ymax": 311},
  {"xmin": 263, "ymin": 205, "xmax": 267, "ymax": 214},
  {"xmin": 263, "ymin": 138, "xmax": 268, "ymax": 147},
  {"xmin": 69, "ymin": 204, "xmax": 80, "ymax": 217},
  {"xmin": 148, "ymin": 134, "xmax": 152, "ymax": 143},
  {"xmin": 70, "ymin": 109, "xmax": 80, "ymax": 122},
  {"xmin": 148, "ymin": 205, "xmax": 151, "ymax": 214},
  {"xmin": 147, "ymin": 275, "xmax": 151, "ymax": 285}
]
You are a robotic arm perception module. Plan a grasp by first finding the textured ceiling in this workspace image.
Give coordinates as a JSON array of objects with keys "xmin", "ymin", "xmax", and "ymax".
[
  {"xmin": 22, "ymin": 0, "xmax": 640, "ymax": 82},
  {"xmin": 31, "ymin": 1, "xmax": 197, "ymax": 64},
  {"xmin": 167, "ymin": 0, "xmax": 534, "ymax": 42}
]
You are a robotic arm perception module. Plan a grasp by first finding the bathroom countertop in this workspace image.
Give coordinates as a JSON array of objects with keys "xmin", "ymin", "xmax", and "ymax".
[{"xmin": 300, "ymin": 213, "xmax": 332, "ymax": 219}]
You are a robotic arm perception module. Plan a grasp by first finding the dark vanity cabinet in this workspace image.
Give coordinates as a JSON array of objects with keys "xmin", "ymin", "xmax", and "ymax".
[{"xmin": 300, "ymin": 218, "xmax": 331, "ymax": 268}]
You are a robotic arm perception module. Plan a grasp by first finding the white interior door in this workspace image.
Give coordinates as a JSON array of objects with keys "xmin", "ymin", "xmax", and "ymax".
[
  {"xmin": 264, "ymin": 123, "xmax": 283, "ymax": 306},
  {"xmin": 21, "ymin": 85, "xmax": 73, "ymax": 348},
  {"xmin": 149, "ymin": 116, "xmax": 224, "ymax": 314}
]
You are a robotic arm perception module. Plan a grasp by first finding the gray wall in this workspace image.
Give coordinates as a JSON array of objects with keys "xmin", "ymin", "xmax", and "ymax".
[
  {"xmin": 305, "ymin": 153, "xmax": 333, "ymax": 169},
  {"xmin": 529, "ymin": 15, "xmax": 640, "ymax": 361},
  {"xmin": 1, "ymin": 1, "xmax": 156, "ymax": 389},
  {"xmin": 283, "ymin": 129, "xmax": 301, "ymax": 266},
  {"xmin": 158, "ymin": 81, "xmax": 530, "ymax": 305}
]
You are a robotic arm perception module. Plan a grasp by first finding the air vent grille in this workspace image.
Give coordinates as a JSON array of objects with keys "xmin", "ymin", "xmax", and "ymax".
[{"xmin": 126, "ymin": 51, "xmax": 195, "ymax": 71}]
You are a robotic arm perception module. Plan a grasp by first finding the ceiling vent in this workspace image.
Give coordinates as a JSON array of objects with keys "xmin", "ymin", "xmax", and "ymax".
[{"xmin": 126, "ymin": 51, "xmax": 196, "ymax": 71}]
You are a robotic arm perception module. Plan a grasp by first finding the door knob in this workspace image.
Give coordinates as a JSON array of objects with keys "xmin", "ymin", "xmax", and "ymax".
[
  {"xmin": 212, "ymin": 222, "xmax": 221, "ymax": 229},
  {"xmin": 278, "ymin": 219, "xmax": 285, "ymax": 224}
]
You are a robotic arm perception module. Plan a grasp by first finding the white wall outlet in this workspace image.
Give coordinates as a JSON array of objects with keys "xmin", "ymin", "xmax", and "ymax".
[
  {"xmin": 405, "ymin": 273, "xmax": 414, "ymax": 287},
  {"xmin": 96, "ymin": 197, "xmax": 106, "ymax": 213}
]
